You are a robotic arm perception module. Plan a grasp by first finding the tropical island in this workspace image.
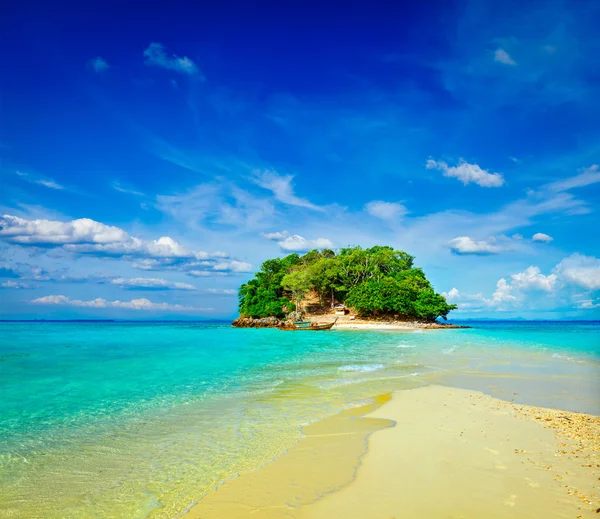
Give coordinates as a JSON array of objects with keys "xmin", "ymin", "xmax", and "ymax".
[{"xmin": 232, "ymin": 246, "xmax": 464, "ymax": 329}]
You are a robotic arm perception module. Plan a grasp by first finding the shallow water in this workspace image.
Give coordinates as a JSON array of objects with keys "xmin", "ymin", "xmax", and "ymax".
[{"xmin": 0, "ymin": 320, "xmax": 598, "ymax": 518}]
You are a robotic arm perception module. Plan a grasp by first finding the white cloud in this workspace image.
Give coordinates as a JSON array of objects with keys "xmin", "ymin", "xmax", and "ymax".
[
  {"xmin": 254, "ymin": 170, "xmax": 324, "ymax": 211},
  {"xmin": 511, "ymin": 266, "xmax": 557, "ymax": 292},
  {"xmin": 364, "ymin": 201, "xmax": 408, "ymax": 221},
  {"xmin": 577, "ymin": 300, "xmax": 600, "ymax": 309},
  {"xmin": 16, "ymin": 171, "xmax": 64, "ymax": 190},
  {"xmin": 112, "ymin": 182, "xmax": 145, "ymax": 197},
  {"xmin": 0, "ymin": 215, "xmax": 252, "ymax": 276},
  {"xmin": 30, "ymin": 295, "xmax": 208, "ymax": 311},
  {"xmin": 262, "ymin": 230, "xmax": 333, "ymax": 252},
  {"xmin": 212, "ymin": 260, "xmax": 253, "ymax": 272},
  {"xmin": 262, "ymin": 231, "xmax": 289, "ymax": 240},
  {"xmin": 491, "ymin": 278, "xmax": 517, "ymax": 305},
  {"xmin": 494, "ymin": 48, "xmax": 516, "ymax": 65},
  {"xmin": 110, "ymin": 277, "xmax": 196, "ymax": 291},
  {"xmin": 35, "ymin": 179, "xmax": 64, "ymax": 190},
  {"xmin": 0, "ymin": 215, "xmax": 130, "ymax": 246},
  {"xmin": 156, "ymin": 182, "xmax": 276, "ymax": 230},
  {"xmin": 143, "ymin": 43, "xmax": 200, "ymax": 77},
  {"xmin": 89, "ymin": 57, "xmax": 109, "ymax": 73},
  {"xmin": 1, "ymin": 280, "xmax": 30, "ymax": 289},
  {"xmin": 532, "ymin": 232, "xmax": 553, "ymax": 243},
  {"xmin": 426, "ymin": 159, "xmax": 505, "ymax": 187},
  {"xmin": 204, "ymin": 288, "xmax": 237, "ymax": 295},
  {"xmin": 448, "ymin": 236, "xmax": 509, "ymax": 255},
  {"xmin": 546, "ymin": 165, "xmax": 600, "ymax": 192},
  {"xmin": 441, "ymin": 287, "xmax": 460, "ymax": 300},
  {"xmin": 553, "ymin": 253, "xmax": 600, "ymax": 290}
]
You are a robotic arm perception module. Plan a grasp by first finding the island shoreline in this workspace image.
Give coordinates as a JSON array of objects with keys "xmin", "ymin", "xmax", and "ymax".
[{"xmin": 231, "ymin": 315, "xmax": 471, "ymax": 330}]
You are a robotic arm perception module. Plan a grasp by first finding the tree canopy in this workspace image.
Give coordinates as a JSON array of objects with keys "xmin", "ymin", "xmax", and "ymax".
[{"xmin": 237, "ymin": 246, "xmax": 457, "ymax": 321}]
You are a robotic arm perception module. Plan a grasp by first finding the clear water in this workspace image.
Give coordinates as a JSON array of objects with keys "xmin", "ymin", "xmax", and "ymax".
[{"xmin": 0, "ymin": 321, "xmax": 598, "ymax": 518}]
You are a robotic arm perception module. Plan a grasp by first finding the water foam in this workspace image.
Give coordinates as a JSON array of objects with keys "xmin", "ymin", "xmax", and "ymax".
[{"xmin": 338, "ymin": 364, "xmax": 384, "ymax": 373}]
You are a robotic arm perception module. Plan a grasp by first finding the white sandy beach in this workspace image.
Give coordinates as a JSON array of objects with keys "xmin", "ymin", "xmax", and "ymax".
[{"xmin": 186, "ymin": 385, "xmax": 599, "ymax": 518}]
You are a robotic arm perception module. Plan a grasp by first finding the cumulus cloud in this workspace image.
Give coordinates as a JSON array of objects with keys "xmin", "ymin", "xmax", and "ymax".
[
  {"xmin": 426, "ymin": 159, "xmax": 505, "ymax": 187},
  {"xmin": 89, "ymin": 57, "xmax": 109, "ymax": 73},
  {"xmin": 441, "ymin": 287, "xmax": 460, "ymax": 300},
  {"xmin": 262, "ymin": 230, "xmax": 333, "ymax": 252},
  {"xmin": 491, "ymin": 278, "xmax": 517, "ymax": 305},
  {"xmin": 143, "ymin": 43, "xmax": 200, "ymax": 77},
  {"xmin": 110, "ymin": 277, "xmax": 197, "ymax": 291},
  {"xmin": 494, "ymin": 48, "xmax": 516, "ymax": 65},
  {"xmin": 448, "ymin": 236, "xmax": 510, "ymax": 255},
  {"xmin": 364, "ymin": 201, "xmax": 408, "ymax": 221},
  {"xmin": 254, "ymin": 170, "xmax": 324, "ymax": 211},
  {"xmin": 0, "ymin": 215, "xmax": 247, "ymax": 275},
  {"xmin": 532, "ymin": 233, "xmax": 553, "ymax": 243},
  {"xmin": 553, "ymin": 253, "xmax": 600, "ymax": 290},
  {"xmin": 30, "ymin": 295, "xmax": 208, "ymax": 311},
  {"xmin": 0, "ymin": 215, "xmax": 130, "ymax": 246},
  {"xmin": 450, "ymin": 255, "xmax": 600, "ymax": 313},
  {"xmin": 511, "ymin": 266, "xmax": 557, "ymax": 292}
]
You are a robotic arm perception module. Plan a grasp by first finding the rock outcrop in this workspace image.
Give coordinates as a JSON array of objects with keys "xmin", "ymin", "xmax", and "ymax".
[{"xmin": 231, "ymin": 316, "xmax": 282, "ymax": 328}]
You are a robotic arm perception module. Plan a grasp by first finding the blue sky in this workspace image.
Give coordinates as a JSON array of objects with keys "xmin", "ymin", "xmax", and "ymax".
[{"xmin": 1, "ymin": 0, "xmax": 599, "ymax": 320}]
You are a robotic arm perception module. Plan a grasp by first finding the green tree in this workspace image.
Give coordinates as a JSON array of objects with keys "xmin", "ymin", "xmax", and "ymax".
[
  {"xmin": 281, "ymin": 269, "xmax": 313, "ymax": 312},
  {"xmin": 237, "ymin": 245, "xmax": 456, "ymax": 322}
]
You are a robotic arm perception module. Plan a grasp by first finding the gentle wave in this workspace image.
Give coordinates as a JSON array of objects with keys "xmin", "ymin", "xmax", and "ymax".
[{"xmin": 338, "ymin": 364, "xmax": 385, "ymax": 373}]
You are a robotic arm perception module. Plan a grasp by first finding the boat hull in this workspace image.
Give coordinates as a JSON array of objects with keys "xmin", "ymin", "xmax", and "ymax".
[{"xmin": 279, "ymin": 322, "xmax": 335, "ymax": 331}]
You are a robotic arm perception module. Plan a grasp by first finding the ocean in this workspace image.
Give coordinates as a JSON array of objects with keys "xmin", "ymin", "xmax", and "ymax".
[{"xmin": 0, "ymin": 320, "xmax": 598, "ymax": 518}]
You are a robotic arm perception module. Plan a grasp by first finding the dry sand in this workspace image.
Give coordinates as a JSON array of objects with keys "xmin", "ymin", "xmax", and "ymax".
[{"xmin": 185, "ymin": 386, "xmax": 599, "ymax": 519}]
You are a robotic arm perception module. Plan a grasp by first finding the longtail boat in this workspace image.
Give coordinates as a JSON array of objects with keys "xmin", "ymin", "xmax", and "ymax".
[{"xmin": 279, "ymin": 318, "xmax": 337, "ymax": 331}]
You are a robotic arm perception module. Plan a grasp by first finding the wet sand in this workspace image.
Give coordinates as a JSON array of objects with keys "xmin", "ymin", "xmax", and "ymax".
[{"xmin": 186, "ymin": 386, "xmax": 599, "ymax": 519}]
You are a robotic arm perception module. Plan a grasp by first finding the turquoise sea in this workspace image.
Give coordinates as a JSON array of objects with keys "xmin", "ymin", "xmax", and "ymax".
[{"xmin": 0, "ymin": 321, "xmax": 599, "ymax": 518}]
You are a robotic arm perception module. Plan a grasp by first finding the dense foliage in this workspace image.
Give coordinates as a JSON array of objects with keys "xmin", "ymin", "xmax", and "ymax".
[{"xmin": 238, "ymin": 246, "xmax": 457, "ymax": 321}]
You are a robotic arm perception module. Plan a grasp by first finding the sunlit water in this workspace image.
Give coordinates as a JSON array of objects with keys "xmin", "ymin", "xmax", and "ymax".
[{"xmin": 0, "ymin": 321, "xmax": 598, "ymax": 518}]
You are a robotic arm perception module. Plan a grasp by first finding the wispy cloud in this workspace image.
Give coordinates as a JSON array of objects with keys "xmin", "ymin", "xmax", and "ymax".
[
  {"xmin": 89, "ymin": 57, "xmax": 109, "ymax": 73},
  {"xmin": 546, "ymin": 165, "xmax": 600, "ymax": 192},
  {"xmin": 143, "ymin": 43, "xmax": 202, "ymax": 78},
  {"xmin": 254, "ymin": 170, "xmax": 325, "ymax": 211},
  {"xmin": 426, "ymin": 159, "xmax": 505, "ymax": 187},
  {"xmin": 203, "ymin": 288, "xmax": 237, "ymax": 295},
  {"xmin": 112, "ymin": 181, "xmax": 145, "ymax": 197},
  {"xmin": 35, "ymin": 179, "xmax": 64, "ymax": 190},
  {"xmin": 1, "ymin": 280, "xmax": 31, "ymax": 289},
  {"xmin": 16, "ymin": 171, "xmax": 64, "ymax": 190},
  {"xmin": 110, "ymin": 277, "xmax": 197, "ymax": 291},
  {"xmin": 364, "ymin": 201, "xmax": 408, "ymax": 221},
  {"xmin": 494, "ymin": 48, "xmax": 516, "ymax": 65},
  {"xmin": 30, "ymin": 295, "xmax": 209, "ymax": 311}
]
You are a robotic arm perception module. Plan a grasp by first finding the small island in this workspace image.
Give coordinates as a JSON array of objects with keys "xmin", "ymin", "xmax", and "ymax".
[{"xmin": 232, "ymin": 246, "xmax": 469, "ymax": 329}]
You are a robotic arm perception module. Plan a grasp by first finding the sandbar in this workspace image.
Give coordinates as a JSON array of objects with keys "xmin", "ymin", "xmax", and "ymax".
[{"xmin": 185, "ymin": 386, "xmax": 599, "ymax": 518}]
